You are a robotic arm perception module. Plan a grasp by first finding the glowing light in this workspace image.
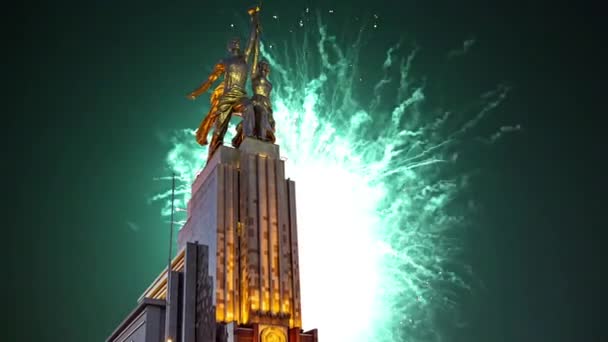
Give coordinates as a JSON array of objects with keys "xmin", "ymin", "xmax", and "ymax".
[{"xmin": 155, "ymin": 13, "xmax": 513, "ymax": 342}]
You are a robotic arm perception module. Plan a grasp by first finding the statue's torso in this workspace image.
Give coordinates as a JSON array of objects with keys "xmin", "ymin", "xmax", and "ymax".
[
  {"xmin": 252, "ymin": 75, "xmax": 272, "ymax": 98},
  {"xmin": 222, "ymin": 55, "xmax": 248, "ymax": 91}
]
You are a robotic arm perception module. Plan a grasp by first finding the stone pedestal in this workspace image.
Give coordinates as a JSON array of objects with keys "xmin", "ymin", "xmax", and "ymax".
[
  {"xmin": 109, "ymin": 138, "xmax": 317, "ymax": 342},
  {"xmin": 178, "ymin": 138, "xmax": 302, "ymax": 329}
]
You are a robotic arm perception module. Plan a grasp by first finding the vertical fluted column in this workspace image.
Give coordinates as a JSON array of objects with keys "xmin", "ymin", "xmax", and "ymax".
[{"xmin": 287, "ymin": 180, "xmax": 302, "ymax": 328}]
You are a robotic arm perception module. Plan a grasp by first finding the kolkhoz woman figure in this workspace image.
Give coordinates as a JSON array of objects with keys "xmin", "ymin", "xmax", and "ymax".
[{"xmin": 232, "ymin": 18, "xmax": 276, "ymax": 148}]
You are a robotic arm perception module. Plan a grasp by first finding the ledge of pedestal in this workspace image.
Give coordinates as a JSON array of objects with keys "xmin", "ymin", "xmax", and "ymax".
[{"xmin": 238, "ymin": 137, "xmax": 280, "ymax": 159}]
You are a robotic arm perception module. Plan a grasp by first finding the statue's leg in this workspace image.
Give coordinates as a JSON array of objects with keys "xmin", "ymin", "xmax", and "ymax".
[
  {"xmin": 256, "ymin": 105, "xmax": 266, "ymax": 140},
  {"xmin": 240, "ymin": 102, "xmax": 256, "ymax": 139},
  {"xmin": 255, "ymin": 105, "xmax": 264, "ymax": 138},
  {"xmin": 268, "ymin": 109, "xmax": 276, "ymax": 131},
  {"xmin": 208, "ymin": 106, "xmax": 232, "ymax": 160},
  {"xmin": 267, "ymin": 109, "xmax": 276, "ymax": 143},
  {"xmin": 231, "ymin": 122, "xmax": 244, "ymax": 148},
  {"xmin": 196, "ymin": 107, "xmax": 218, "ymax": 146},
  {"xmin": 257, "ymin": 106, "xmax": 275, "ymax": 142},
  {"xmin": 208, "ymin": 133, "xmax": 222, "ymax": 160},
  {"xmin": 230, "ymin": 99, "xmax": 249, "ymax": 148}
]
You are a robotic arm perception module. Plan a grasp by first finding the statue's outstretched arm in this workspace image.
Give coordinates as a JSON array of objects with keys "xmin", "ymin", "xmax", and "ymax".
[
  {"xmin": 187, "ymin": 62, "xmax": 225, "ymax": 100},
  {"xmin": 244, "ymin": 8, "xmax": 260, "ymax": 62}
]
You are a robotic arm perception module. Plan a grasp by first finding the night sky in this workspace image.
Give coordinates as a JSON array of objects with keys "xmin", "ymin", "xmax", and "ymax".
[{"xmin": 8, "ymin": 0, "xmax": 604, "ymax": 341}]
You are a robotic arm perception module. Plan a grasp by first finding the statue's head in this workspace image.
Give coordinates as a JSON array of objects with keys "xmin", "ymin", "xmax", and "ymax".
[
  {"xmin": 258, "ymin": 59, "xmax": 270, "ymax": 76},
  {"xmin": 227, "ymin": 38, "xmax": 241, "ymax": 55}
]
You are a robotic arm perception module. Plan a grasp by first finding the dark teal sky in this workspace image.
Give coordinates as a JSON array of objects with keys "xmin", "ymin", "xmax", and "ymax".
[{"xmin": 8, "ymin": 0, "xmax": 604, "ymax": 341}]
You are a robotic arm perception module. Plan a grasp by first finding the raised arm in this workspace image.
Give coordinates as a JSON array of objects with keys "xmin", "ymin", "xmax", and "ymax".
[
  {"xmin": 187, "ymin": 62, "xmax": 225, "ymax": 100},
  {"xmin": 250, "ymin": 24, "xmax": 261, "ymax": 79},
  {"xmin": 244, "ymin": 7, "xmax": 260, "ymax": 62}
]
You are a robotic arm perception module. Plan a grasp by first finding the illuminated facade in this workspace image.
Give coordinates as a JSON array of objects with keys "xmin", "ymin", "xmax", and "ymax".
[{"xmin": 107, "ymin": 139, "xmax": 318, "ymax": 342}]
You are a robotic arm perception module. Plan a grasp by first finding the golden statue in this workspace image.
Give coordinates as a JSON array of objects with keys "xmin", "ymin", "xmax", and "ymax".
[
  {"xmin": 187, "ymin": 7, "xmax": 260, "ymax": 160},
  {"xmin": 232, "ymin": 13, "xmax": 276, "ymax": 148}
]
